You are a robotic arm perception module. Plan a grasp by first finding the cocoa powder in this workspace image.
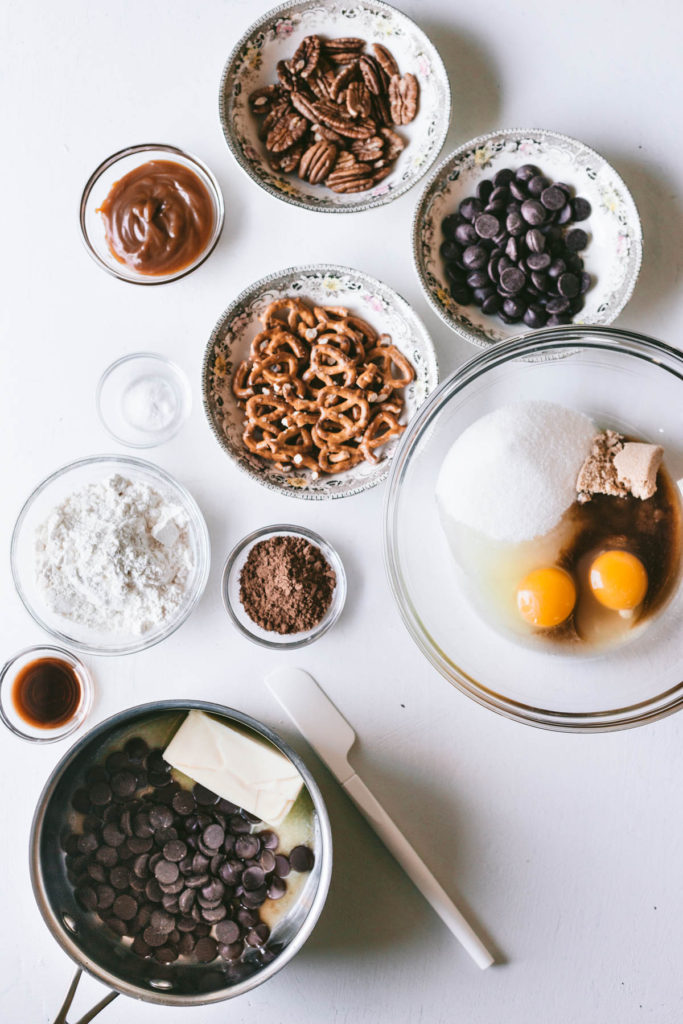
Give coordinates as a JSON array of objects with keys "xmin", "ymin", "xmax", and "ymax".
[{"xmin": 239, "ymin": 535, "xmax": 336, "ymax": 634}]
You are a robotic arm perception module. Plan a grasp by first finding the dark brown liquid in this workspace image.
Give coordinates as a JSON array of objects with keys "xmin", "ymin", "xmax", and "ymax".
[
  {"xmin": 12, "ymin": 658, "xmax": 81, "ymax": 729},
  {"xmin": 97, "ymin": 159, "xmax": 215, "ymax": 276},
  {"xmin": 551, "ymin": 463, "xmax": 683, "ymax": 643}
]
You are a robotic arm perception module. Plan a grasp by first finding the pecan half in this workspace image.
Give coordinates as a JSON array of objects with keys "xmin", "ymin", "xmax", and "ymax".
[
  {"xmin": 379, "ymin": 126, "xmax": 406, "ymax": 161},
  {"xmin": 290, "ymin": 90, "xmax": 319, "ymax": 122},
  {"xmin": 291, "ymin": 35, "xmax": 321, "ymax": 78},
  {"xmin": 326, "ymin": 154, "xmax": 374, "ymax": 193},
  {"xmin": 266, "ymin": 109, "xmax": 309, "ymax": 153},
  {"xmin": 358, "ymin": 54, "xmax": 384, "ymax": 95},
  {"xmin": 388, "ymin": 73, "xmax": 419, "ymax": 125},
  {"xmin": 346, "ymin": 80, "xmax": 372, "ymax": 119},
  {"xmin": 329, "ymin": 62, "xmax": 359, "ymax": 100},
  {"xmin": 269, "ymin": 141, "xmax": 306, "ymax": 173},
  {"xmin": 276, "ymin": 59, "xmax": 299, "ymax": 91},
  {"xmin": 370, "ymin": 91, "xmax": 392, "ymax": 127},
  {"xmin": 313, "ymin": 123, "xmax": 345, "ymax": 144},
  {"xmin": 323, "ymin": 37, "xmax": 365, "ymax": 63},
  {"xmin": 351, "ymin": 135, "xmax": 385, "ymax": 162},
  {"xmin": 299, "ymin": 140, "xmax": 338, "ymax": 185},
  {"xmin": 372, "ymin": 43, "xmax": 399, "ymax": 80},
  {"xmin": 249, "ymin": 85, "xmax": 283, "ymax": 116}
]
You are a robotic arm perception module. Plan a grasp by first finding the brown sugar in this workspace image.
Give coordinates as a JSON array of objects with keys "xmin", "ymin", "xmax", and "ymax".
[{"xmin": 576, "ymin": 430, "xmax": 628, "ymax": 503}]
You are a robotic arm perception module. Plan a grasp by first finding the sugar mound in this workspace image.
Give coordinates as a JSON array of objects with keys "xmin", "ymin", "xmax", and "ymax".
[{"xmin": 436, "ymin": 400, "xmax": 595, "ymax": 542}]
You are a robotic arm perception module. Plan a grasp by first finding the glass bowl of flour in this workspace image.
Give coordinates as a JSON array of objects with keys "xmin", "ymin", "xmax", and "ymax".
[
  {"xmin": 11, "ymin": 456, "xmax": 211, "ymax": 655},
  {"xmin": 384, "ymin": 326, "xmax": 683, "ymax": 732}
]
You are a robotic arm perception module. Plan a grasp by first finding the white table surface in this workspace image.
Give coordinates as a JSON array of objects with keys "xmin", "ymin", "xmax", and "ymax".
[{"xmin": 2, "ymin": 0, "xmax": 682, "ymax": 1021}]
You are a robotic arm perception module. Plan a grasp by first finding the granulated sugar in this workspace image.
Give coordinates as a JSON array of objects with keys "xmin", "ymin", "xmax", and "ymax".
[{"xmin": 436, "ymin": 400, "xmax": 595, "ymax": 542}]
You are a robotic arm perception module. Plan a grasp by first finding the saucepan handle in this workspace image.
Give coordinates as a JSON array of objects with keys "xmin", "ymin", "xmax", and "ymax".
[{"xmin": 52, "ymin": 969, "xmax": 118, "ymax": 1024}]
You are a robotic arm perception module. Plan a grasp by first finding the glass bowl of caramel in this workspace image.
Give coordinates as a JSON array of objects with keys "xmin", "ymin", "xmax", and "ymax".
[
  {"xmin": 0, "ymin": 645, "xmax": 93, "ymax": 743},
  {"xmin": 79, "ymin": 144, "xmax": 224, "ymax": 284},
  {"xmin": 385, "ymin": 326, "xmax": 683, "ymax": 732}
]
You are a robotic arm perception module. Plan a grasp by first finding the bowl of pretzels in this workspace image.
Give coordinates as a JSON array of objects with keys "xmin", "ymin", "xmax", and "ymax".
[{"xmin": 202, "ymin": 264, "xmax": 438, "ymax": 499}]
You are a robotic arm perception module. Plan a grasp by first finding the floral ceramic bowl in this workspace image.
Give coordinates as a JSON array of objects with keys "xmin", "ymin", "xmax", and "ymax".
[
  {"xmin": 219, "ymin": 0, "xmax": 450, "ymax": 213},
  {"xmin": 202, "ymin": 264, "xmax": 438, "ymax": 499},
  {"xmin": 413, "ymin": 128, "xmax": 643, "ymax": 348}
]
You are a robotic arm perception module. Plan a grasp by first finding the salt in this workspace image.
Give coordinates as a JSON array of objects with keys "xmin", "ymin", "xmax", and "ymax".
[
  {"xmin": 121, "ymin": 375, "xmax": 178, "ymax": 433},
  {"xmin": 436, "ymin": 400, "xmax": 595, "ymax": 542}
]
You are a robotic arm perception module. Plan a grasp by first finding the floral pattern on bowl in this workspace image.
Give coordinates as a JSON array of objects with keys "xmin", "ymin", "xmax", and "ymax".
[
  {"xmin": 413, "ymin": 128, "xmax": 643, "ymax": 348},
  {"xmin": 219, "ymin": 0, "xmax": 451, "ymax": 213},
  {"xmin": 202, "ymin": 264, "xmax": 438, "ymax": 499}
]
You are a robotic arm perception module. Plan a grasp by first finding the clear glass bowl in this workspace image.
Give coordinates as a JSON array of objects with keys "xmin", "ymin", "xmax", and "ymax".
[
  {"xmin": 384, "ymin": 326, "xmax": 683, "ymax": 732},
  {"xmin": 79, "ymin": 144, "xmax": 224, "ymax": 284},
  {"xmin": 222, "ymin": 525, "xmax": 347, "ymax": 649},
  {"xmin": 97, "ymin": 353, "xmax": 192, "ymax": 448},
  {"xmin": 11, "ymin": 456, "xmax": 211, "ymax": 656},
  {"xmin": 0, "ymin": 645, "xmax": 93, "ymax": 743}
]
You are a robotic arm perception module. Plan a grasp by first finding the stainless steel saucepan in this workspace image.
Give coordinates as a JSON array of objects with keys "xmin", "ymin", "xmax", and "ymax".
[{"xmin": 30, "ymin": 700, "xmax": 332, "ymax": 1021}]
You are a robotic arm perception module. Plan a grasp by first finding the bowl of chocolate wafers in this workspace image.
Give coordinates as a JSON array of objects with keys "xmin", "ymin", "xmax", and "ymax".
[
  {"xmin": 218, "ymin": 0, "xmax": 451, "ymax": 212},
  {"xmin": 202, "ymin": 264, "xmax": 438, "ymax": 499}
]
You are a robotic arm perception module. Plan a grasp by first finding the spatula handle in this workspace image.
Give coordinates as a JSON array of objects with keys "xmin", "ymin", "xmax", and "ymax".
[{"xmin": 343, "ymin": 773, "xmax": 494, "ymax": 969}]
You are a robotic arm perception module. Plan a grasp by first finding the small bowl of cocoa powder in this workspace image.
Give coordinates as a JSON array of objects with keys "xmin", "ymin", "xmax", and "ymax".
[{"xmin": 222, "ymin": 525, "xmax": 346, "ymax": 648}]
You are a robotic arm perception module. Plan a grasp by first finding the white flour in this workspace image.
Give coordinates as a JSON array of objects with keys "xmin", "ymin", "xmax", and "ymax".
[{"xmin": 35, "ymin": 474, "xmax": 193, "ymax": 635}]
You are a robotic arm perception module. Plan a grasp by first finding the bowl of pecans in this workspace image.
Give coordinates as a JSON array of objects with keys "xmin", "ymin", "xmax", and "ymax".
[
  {"xmin": 219, "ymin": 0, "xmax": 450, "ymax": 212},
  {"xmin": 202, "ymin": 264, "xmax": 438, "ymax": 499}
]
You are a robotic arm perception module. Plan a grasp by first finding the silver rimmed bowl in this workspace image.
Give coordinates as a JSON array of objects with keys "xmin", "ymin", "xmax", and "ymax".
[
  {"xmin": 219, "ymin": 0, "xmax": 450, "ymax": 213},
  {"xmin": 80, "ymin": 143, "xmax": 224, "ymax": 284},
  {"xmin": 202, "ymin": 263, "xmax": 438, "ymax": 499},
  {"xmin": 413, "ymin": 128, "xmax": 643, "ymax": 348},
  {"xmin": 10, "ymin": 456, "xmax": 210, "ymax": 656},
  {"xmin": 30, "ymin": 700, "xmax": 332, "ymax": 1010},
  {"xmin": 385, "ymin": 326, "xmax": 683, "ymax": 732}
]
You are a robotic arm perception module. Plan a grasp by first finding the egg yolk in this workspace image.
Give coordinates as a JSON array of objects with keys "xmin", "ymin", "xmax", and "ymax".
[
  {"xmin": 589, "ymin": 550, "xmax": 648, "ymax": 611},
  {"xmin": 516, "ymin": 567, "xmax": 577, "ymax": 628}
]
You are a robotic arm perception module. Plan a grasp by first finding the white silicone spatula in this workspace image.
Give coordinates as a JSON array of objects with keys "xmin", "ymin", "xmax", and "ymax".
[{"xmin": 266, "ymin": 667, "xmax": 495, "ymax": 969}]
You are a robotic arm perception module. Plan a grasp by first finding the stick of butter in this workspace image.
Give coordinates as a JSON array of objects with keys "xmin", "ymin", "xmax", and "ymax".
[{"xmin": 163, "ymin": 710, "xmax": 303, "ymax": 827}]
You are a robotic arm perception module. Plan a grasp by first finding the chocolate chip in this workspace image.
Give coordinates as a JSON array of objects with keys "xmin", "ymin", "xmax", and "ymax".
[
  {"xmin": 202, "ymin": 825, "xmax": 225, "ymax": 850},
  {"xmin": 194, "ymin": 937, "xmax": 218, "ymax": 963},
  {"xmin": 218, "ymin": 941, "xmax": 244, "ymax": 960},
  {"xmin": 571, "ymin": 197, "xmax": 592, "ymax": 221},
  {"xmin": 268, "ymin": 876, "xmax": 287, "ymax": 900},
  {"xmin": 171, "ymin": 790, "xmax": 196, "ymax": 816},
  {"xmin": 113, "ymin": 894, "xmax": 138, "ymax": 921},
  {"xmin": 521, "ymin": 199, "xmax": 546, "ymax": 225},
  {"xmin": 154, "ymin": 860, "xmax": 179, "ymax": 886},
  {"xmin": 258, "ymin": 830, "xmax": 279, "ymax": 851},
  {"xmin": 499, "ymin": 267, "xmax": 526, "ymax": 294},
  {"xmin": 274, "ymin": 854, "xmax": 290, "ymax": 878},
  {"xmin": 289, "ymin": 845, "xmax": 315, "ymax": 872},
  {"xmin": 565, "ymin": 228, "xmax": 588, "ymax": 251},
  {"xmin": 143, "ymin": 926, "xmax": 167, "ymax": 948},
  {"xmin": 215, "ymin": 919, "xmax": 240, "ymax": 945},
  {"xmin": 88, "ymin": 783, "xmax": 112, "ymax": 807},
  {"xmin": 132, "ymin": 935, "xmax": 151, "ymax": 957},
  {"xmin": 541, "ymin": 186, "xmax": 567, "ymax": 210},
  {"xmin": 148, "ymin": 805, "xmax": 173, "ymax": 831},
  {"xmin": 558, "ymin": 272, "xmax": 580, "ymax": 298},
  {"xmin": 150, "ymin": 909, "xmax": 175, "ymax": 934},
  {"xmin": 111, "ymin": 771, "xmax": 137, "ymax": 799},
  {"xmin": 163, "ymin": 839, "xmax": 187, "ymax": 863},
  {"xmin": 474, "ymin": 213, "xmax": 499, "ymax": 239}
]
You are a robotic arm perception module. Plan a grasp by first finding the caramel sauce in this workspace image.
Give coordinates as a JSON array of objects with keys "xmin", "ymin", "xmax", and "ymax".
[
  {"xmin": 98, "ymin": 159, "xmax": 214, "ymax": 276},
  {"xmin": 12, "ymin": 657, "xmax": 81, "ymax": 729}
]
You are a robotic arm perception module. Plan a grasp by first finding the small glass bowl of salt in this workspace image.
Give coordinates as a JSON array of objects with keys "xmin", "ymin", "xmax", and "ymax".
[{"xmin": 97, "ymin": 352, "xmax": 191, "ymax": 447}]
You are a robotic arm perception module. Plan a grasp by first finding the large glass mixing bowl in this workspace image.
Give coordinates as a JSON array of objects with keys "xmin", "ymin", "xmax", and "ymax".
[{"xmin": 384, "ymin": 327, "xmax": 683, "ymax": 731}]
